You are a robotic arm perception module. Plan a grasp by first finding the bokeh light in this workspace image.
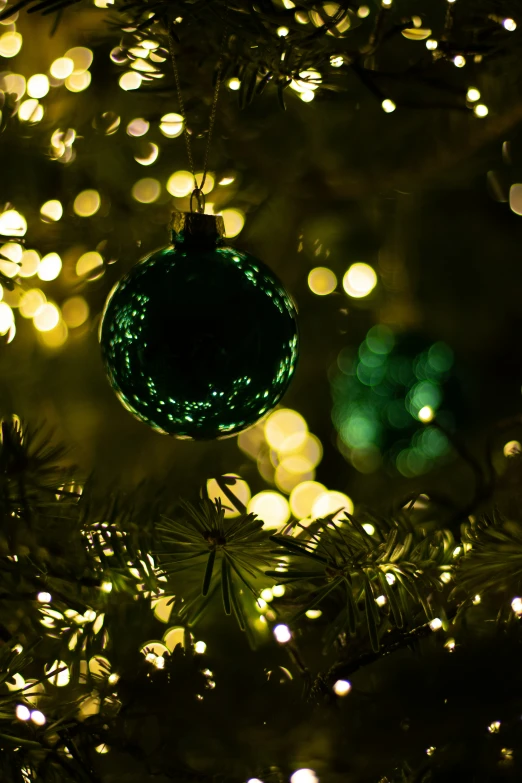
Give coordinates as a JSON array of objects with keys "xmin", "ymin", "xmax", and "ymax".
[
  {"xmin": 27, "ymin": 74, "xmax": 49, "ymax": 99},
  {"xmin": 248, "ymin": 491, "xmax": 290, "ymax": 529},
  {"xmin": 65, "ymin": 71, "xmax": 91, "ymax": 92},
  {"xmin": 18, "ymin": 250, "xmax": 40, "ymax": 278},
  {"xmin": 0, "ymin": 209, "xmax": 26, "ymax": 236},
  {"xmin": 290, "ymin": 770, "xmax": 319, "ymax": 783},
  {"xmin": 160, "ymin": 112, "xmax": 183, "ymax": 137},
  {"xmin": 290, "ymin": 481, "xmax": 326, "ymax": 518},
  {"xmin": 273, "ymin": 624, "xmax": 292, "ymax": 643},
  {"xmin": 134, "ymin": 142, "xmax": 159, "ymax": 166},
  {"xmin": 312, "ymin": 490, "xmax": 353, "ymax": 521},
  {"xmin": 0, "ymin": 31, "xmax": 22, "ymax": 57},
  {"xmin": 20, "ymin": 289, "xmax": 46, "ymax": 318},
  {"xmin": 343, "ymin": 263, "xmax": 377, "ymax": 298},
  {"xmin": 39, "ymin": 320, "xmax": 68, "ymax": 348},
  {"xmin": 509, "ymin": 184, "xmax": 522, "ymax": 216},
  {"xmin": 163, "ymin": 626, "xmax": 185, "ymax": 652},
  {"xmin": 74, "ymin": 190, "xmax": 101, "ymax": 217},
  {"xmin": 18, "ymin": 99, "xmax": 44, "ymax": 122},
  {"xmin": 132, "ymin": 177, "xmax": 161, "ymax": 203},
  {"xmin": 65, "ymin": 46, "xmax": 93, "ymax": 72},
  {"xmin": 37, "ymin": 253, "xmax": 62, "ymax": 281},
  {"xmin": 167, "ymin": 170, "xmax": 194, "ymax": 197},
  {"xmin": 308, "ymin": 267, "xmax": 337, "ymax": 295},
  {"xmin": 382, "ymin": 98, "xmax": 396, "ymax": 113},
  {"xmin": 474, "ymin": 103, "xmax": 488, "ymax": 117},
  {"xmin": 221, "ymin": 208, "xmax": 245, "ymax": 238},
  {"xmin": 333, "ymin": 679, "xmax": 351, "ymax": 696},
  {"xmin": 62, "ymin": 296, "xmax": 89, "ymax": 328},
  {"xmin": 467, "ymin": 87, "xmax": 480, "ymax": 102},
  {"xmin": 33, "ymin": 303, "xmax": 60, "ymax": 332},
  {"xmin": 0, "ymin": 302, "xmax": 14, "ymax": 334},
  {"xmin": 119, "ymin": 71, "xmax": 142, "ymax": 91},
  {"xmin": 2, "ymin": 73, "xmax": 26, "ymax": 98},
  {"xmin": 127, "ymin": 118, "xmax": 149, "ymax": 136},
  {"xmin": 206, "ymin": 475, "xmax": 251, "ymax": 517},
  {"xmin": 50, "ymin": 57, "xmax": 74, "ymax": 79},
  {"xmin": 265, "ymin": 409, "xmax": 308, "ymax": 451},
  {"xmin": 76, "ymin": 251, "xmax": 104, "ymax": 278},
  {"xmin": 40, "ymin": 200, "xmax": 63, "ymax": 222}
]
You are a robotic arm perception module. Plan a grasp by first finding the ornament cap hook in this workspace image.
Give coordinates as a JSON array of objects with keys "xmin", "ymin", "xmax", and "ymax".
[
  {"xmin": 170, "ymin": 211, "xmax": 225, "ymax": 246},
  {"xmin": 190, "ymin": 188, "xmax": 206, "ymax": 214}
]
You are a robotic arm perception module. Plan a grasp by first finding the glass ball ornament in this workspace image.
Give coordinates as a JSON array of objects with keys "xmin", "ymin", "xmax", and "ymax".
[{"xmin": 100, "ymin": 212, "xmax": 299, "ymax": 439}]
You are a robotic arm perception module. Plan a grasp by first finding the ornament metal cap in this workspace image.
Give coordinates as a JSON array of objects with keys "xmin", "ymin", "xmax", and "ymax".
[{"xmin": 170, "ymin": 211, "xmax": 225, "ymax": 246}]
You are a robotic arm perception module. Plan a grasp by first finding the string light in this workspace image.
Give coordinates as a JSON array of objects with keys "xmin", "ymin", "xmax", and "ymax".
[
  {"xmin": 277, "ymin": 26, "xmax": 289, "ymax": 37},
  {"xmin": 454, "ymin": 55, "xmax": 466, "ymax": 68},
  {"xmin": 37, "ymin": 591, "xmax": 52, "ymax": 603},
  {"xmin": 30, "ymin": 710, "xmax": 46, "ymax": 726},
  {"xmin": 306, "ymin": 609, "xmax": 322, "ymax": 619},
  {"xmin": 503, "ymin": 18, "xmax": 517, "ymax": 31},
  {"xmin": 467, "ymin": 87, "xmax": 480, "ymax": 102},
  {"xmin": 357, "ymin": 5, "xmax": 370, "ymax": 18},
  {"xmin": 426, "ymin": 39, "xmax": 438, "ymax": 50},
  {"xmin": 429, "ymin": 618, "xmax": 443, "ymax": 631},
  {"xmin": 194, "ymin": 641, "xmax": 207, "ymax": 654},
  {"xmin": 474, "ymin": 104, "xmax": 489, "ymax": 117},
  {"xmin": 227, "ymin": 78, "xmax": 241, "ymax": 91}
]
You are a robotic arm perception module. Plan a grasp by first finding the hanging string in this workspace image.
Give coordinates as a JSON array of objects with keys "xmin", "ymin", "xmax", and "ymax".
[{"xmin": 168, "ymin": 27, "xmax": 228, "ymax": 213}]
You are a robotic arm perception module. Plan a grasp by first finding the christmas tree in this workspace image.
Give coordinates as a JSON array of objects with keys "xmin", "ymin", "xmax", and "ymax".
[{"xmin": 1, "ymin": 0, "xmax": 522, "ymax": 780}]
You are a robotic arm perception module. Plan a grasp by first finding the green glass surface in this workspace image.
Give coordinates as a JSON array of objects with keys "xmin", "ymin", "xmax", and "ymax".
[{"xmin": 100, "ymin": 236, "xmax": 299, "ymax": 439}]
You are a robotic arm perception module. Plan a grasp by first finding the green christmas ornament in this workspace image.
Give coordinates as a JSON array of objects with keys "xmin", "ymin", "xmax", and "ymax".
[{"xmin": 100, "ymin": 212, "xmax": 299, "ymax": 439}]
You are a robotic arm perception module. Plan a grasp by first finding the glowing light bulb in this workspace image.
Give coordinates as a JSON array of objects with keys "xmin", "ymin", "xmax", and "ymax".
[
  {"xmin": 277, "ymin": 26, "xmax": 289, "ymax": 36},
  {"xmin": 381, "ymin": 98, "xmax": 396, "ymax": 113},
  {"xmin": 306, "ymin": 609, "xmax": 322, "ymax": 619},
  {"xmin": 300, "ymin": 90, "xmax": 315, "ymax": 103},
  {"xmin": 333, "ymin": 679, "xmax": 351, "ymax": 696},
  {"xmin": 357, "ymin": 5, "xmax": 370, "ymax": 17},
  {"xmin": 194, "ymin": 641, "xmax": 207, "ymax": 654},
  {"xmin": 426, "ymin": 39, "xmax": 438, "ymax": 50},
  {"xmin": 385, "ymin": 573, "xmax": 396, "ymax": 584},
  {"xmin": 228, "ymin": 77, "xmax": 241, "ymax": 91},
  {"xmin": 467, "ymin": 87, "xmax": 480, "ymax": 102},
  {"xmin": 429, "ymin": 617, "xmax": 443, "ymax": 631},
  {"xmin": 362, "ymin": 523, "xmax": 375, "ymax": 535},
  {"xmin": 272, "ymin": 585, "xmax": 285, "ymax": 597},
  {"xmin": 473, "ymin": 594, "xmax": 481, "ymax": 604},
  {"xmin": 101, "ymin": 581, "xmax": 113, "ymax": 593},
  {"xmin": 273, "ymin": 624, "xmax": 292, "ymax": 643},
  {"xmin": 375, "ymin": 594, "xmax": 386, "ymax": 606},
  {"xmin": 37, "ymin": 591, "xmax": 51, "ymax": 603},
  {"xmin": 119, "ymin": 71, "xmax": 142, "ymax": 90},
  {"xmin": 503, "ymin": 18, "xmax": 517, "ymax": 31}
]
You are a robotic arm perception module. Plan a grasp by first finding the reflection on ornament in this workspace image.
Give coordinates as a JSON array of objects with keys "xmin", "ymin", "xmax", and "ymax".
[{"xmin": 100, "ymin": 212, "xmax": 298, "ymax": 439}]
